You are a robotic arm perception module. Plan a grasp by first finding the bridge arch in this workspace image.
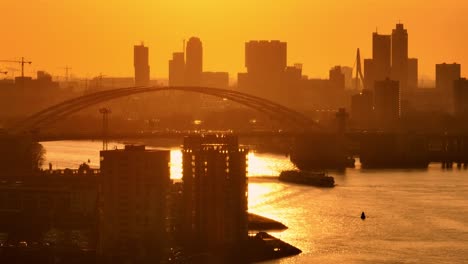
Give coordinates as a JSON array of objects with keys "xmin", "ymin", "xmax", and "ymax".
[{"xmin": 10, "ymin": 86, "xmax": 318, "ymax": 133}]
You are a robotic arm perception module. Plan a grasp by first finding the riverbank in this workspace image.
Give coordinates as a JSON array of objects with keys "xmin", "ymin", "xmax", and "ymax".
[{"xmin": 248, "ymin": 213, "xmax": 287, "ymax": 231}]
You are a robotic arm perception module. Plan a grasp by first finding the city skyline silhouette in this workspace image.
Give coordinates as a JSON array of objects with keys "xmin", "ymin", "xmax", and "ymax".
[
  {"xmin": 2, "ymin": 2, "xmax": 468, "ymax": 263},
  {"xmin": 1, "ymin": 1, "xmax": 468, "ymax": 79}
]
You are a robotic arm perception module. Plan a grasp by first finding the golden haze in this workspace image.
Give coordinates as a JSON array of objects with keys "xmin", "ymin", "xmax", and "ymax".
[{"xmin": 2, "ymin": 0, "xmax": 468, "ymax": 80}]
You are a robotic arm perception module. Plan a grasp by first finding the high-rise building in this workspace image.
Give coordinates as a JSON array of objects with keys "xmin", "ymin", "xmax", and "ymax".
[
  {"xmin": 185, "ymin": 37, "xmax": 203, "ymax": 86},
  {"xmin": 407, "ymin": 58, "xmax": 418, "ymax": 89},
  {"xmin": 182, "ymin": 135, "xmax": 248, "ymax": 254},
  {"xmin": 99, "ymin": 145, "xmax": 170, "ymax": 262},
  {"xmin": 245, "ymin": 40, "xmax": 286, "ymax": 76},
  {"xmin": 436, "ymin": 63, "xmax": 461, "ymax": 91},
  {"xmin": 374, "ymin": 79, "xmax": 400, "ymax": 130},
  {"xmin": 365, "ymin": 24, "xmax": 419, "ymax": 94},
  {"xmin": 453, "ymin": 78, "xmax": 468, "ymax": 116},
  {"xmin": 391, "ymin": 24, "xmax": 409, "ymax": 92},
  {"xmin": 329, "ymin": 66, "xmax": 345, "ymax": 90},
  {"xmin": 436, "ymin": 63, "xmax": 461, "ymax": 111},
  {"xmin": 351, "ymin": 89, "xmax": 374, "ymax": 129},
  {"xmin": 239, "ymin": 40, "xmax": 288, "ymax": 102},
  {"xmin": 134, "ymin": 43, "xmax": 150, "ymax": 86},
  {"xmin": 372, "ymin": 33, "xmax": 392, "ymax": 82},
  {"xmin": 169, "ymin": 52, "xmax": 185, "ymax": 86},
  {"xmin": 364, "ymin": 59, "xmax": 375, "ymax": 90}
]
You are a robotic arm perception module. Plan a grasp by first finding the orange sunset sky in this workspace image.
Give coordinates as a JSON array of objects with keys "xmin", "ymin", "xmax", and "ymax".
[{"xmin": 1, "ymin": 0, "xmax": 468, "ymax": 82}]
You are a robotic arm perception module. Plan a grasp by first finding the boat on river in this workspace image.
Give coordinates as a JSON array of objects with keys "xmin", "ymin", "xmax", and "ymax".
[{"xmin": 279, "ymin": 170, "xmax": 335, "ymax": 187}]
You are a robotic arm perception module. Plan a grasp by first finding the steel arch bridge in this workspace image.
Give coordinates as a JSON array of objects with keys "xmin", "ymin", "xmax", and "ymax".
[{"xmin": 9, "ymin": 86, "xmax": 318, "ymax": 133}]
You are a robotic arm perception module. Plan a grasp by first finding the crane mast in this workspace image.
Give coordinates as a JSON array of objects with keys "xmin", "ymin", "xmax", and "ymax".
[{"xmin": 0, "ymin": 57, "xmax": 32, "ymax": 78}]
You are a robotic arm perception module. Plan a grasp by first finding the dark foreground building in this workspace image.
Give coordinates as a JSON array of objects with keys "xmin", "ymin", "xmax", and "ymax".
[
  {"xmin": 181, "ymin": 135, "xmax": 249, "ymax": 261},
  {"xmin": 99, "ymin": 145, "xmax": 170, "ymax": 263}
]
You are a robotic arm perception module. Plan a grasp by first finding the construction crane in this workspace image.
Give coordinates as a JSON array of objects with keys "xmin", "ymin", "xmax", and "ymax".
[
  {"xmin": 0, "ymin": 57, "xmax": 32, "ymax": 78},
  {"xmin": 60, "ymin": 66, "xmax": 72, "ymax": 82}
]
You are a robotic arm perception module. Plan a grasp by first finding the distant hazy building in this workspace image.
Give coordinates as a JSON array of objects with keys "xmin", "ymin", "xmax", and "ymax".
[
  {"xmin": 182, "ymin": 135, "xmax": 248, "ymax": 253},
  {"xmin": 364, "ymin": 59, "xmax": 375, "ymax": 90},
  {"xmin": 89, "ymin": 77, "xmax": 135, "ymax": 91},
  {"xmin": 202, "ymin": 71, "xmax": 229, "ymax": 89},
  {"xmin": 372, "ymin": 33, "xmax": 392, "ymax": 82},
  {"xmin": 365, "ymin": 25, "xmax": 418, "ymax": 93},
  {"xmin": 99, "ymin": 145, "xmax": 170, "ymax": 262},
  {"xmin": 0, "ymin": 72, "xmax": 64, "ymax": 118},
  {"xmin": 436, "ymin": 63, "xmax": 461, "ymax": 111},
  {"xmin": 169, "ymin": 52, "xmax": 185, "ymax": 86},
  {"xmin": 454, "ymin": 78, "xmax": 468, "ymax": 116},
  {"xmin": 238, "ymin": 40, "xmax": 289, "ymax": 103},
  {"xmin": 391, "ymin": 24, "xmax": 409, "ymax": 92},
  {"xmin": 436, "ymin": 63, "xmax": 461, "ymax": 91},
  {"xmin": 245, "ymin": 40, "xmax": 286, "ymax": 76},
  {"xmin": 407, "ymin": 58, "xmax": 418, "ymax": 89},
  {"xmin": 340, "ymin": 66, "xmax": 354, "ymax": 89},
  {"xmin": 185, "ymin": 37, "xmax": 203, "ymax": 86},
  {"xmin": 351, "ymin": 89, "xmax": 374, "ymax": 129},
  {"xmin": 134, "ymin": 43, "xmax": 150, "ymax": 86},
  {"xmin": 374, "ymin": 79, "xmax": 400, "ymax": 130},
  {"xmin": 329, "ymin": 66, "xmax": 345, "ymax": 90}
]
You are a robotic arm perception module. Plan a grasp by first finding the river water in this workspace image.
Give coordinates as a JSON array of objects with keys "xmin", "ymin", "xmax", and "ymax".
[{"xmin": 41, "ymin": 141, "xmax": 468, "ymax": 264}]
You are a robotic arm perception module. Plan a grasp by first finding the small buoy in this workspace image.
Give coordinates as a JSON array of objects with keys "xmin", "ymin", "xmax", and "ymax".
[{"xmin": 361, "ymin": 212, "xmax": 366, "ymax": 220}]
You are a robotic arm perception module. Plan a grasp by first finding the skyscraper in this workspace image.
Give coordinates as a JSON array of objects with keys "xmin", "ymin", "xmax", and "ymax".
[
  {"xmin": 372, "ymin": 33, "xmax": 392, "ymax": 83},
  {"xmin": 245, "ymin": 40, "xmax": 287, "ymax": 76},
  {"xmin": 238, "ymin": 40, "xmax": 288, "ymax": 102},
  {"xmin": 99, "ymin": 145, "xmax": 170, "ymax": 262},
  {"xmin": 134, "ymin": 43, "xmax": 150, "ymax": 86},
  {"xmin": 391, "ymin": 23, "xmax": 409, "ymax": 92},
  {"xmin": 436, "ymin": 63, "xmax": 461, "ymax": 91},
  {"xmin": 364, "ymin": 59, "xmax": 375, "ymax": 90},
  {"xmin": 182, "ymin": 135, "xmax": 248, "ymax": 255},
  {"xmin": 185, "ymin": 37, "xmax": 203, "ymax": 86},
  {"xmin": 374, "ymin": 79, "xmax": 400, "ymax": 130},
  {"xmin": 436, "ymin": 63, "xmax": 461, "ymax": 111},
  {"xmin": 407, "ymin": 58, "xmax": 418, "ymax": 89},
  {"xmin": 169, "ymin": 52, "xmax": 185, "ymax": 86}
]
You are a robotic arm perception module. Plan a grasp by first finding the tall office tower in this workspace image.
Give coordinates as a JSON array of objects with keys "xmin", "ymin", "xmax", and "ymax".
[
  {"xmin": 185, "ymin": 37, "xmax": 203, "ymax": 86},
  {"xmin": 134, "ymin": 43, "xmax": 150, "ymax": 86},
  {"xmin": 245, "ymin": 40, "xmax": 287, "ymax": 76},
  {"xmin": 436, "ymin": 63, "xmax": 461, "ymax": 91},
  {"xmin": 391, "ymin": 23, "xmax": 409, "ymax": 92},
  {"xmin": 99, "ymin": 145, "xmax": 170, "ymax": 262},
  {"xmin": 351, "ymin": 89, "xmax": 374, "ymax": 129},
  {"xmin": 364, "ymin": 59, "xmax": 375, "ymax": 90},
  {"xmin": 453, "ymin": 78, "xmax": 468, "ymax": 116},
  {"xmin": 329, "ymin": 66, "xmax": 345, "ymax": 90},
  {"xmin": 169, "ymin": 52, "xmax": 185, "ymax": 86},
  {"xmin": 374, "ymin": 79, "xmax": 400, "ymax": 130},
  {"xmin": 436, "ymin": 63, "xmax": 461, "ymax": 111},
  {"xmin": 407, "ymin": 58, "xmax": 418, "ymax": 89},
  {"xmin": 239, "ymin": 40, "xmax": 287, "ymax": 101},
  {"xmin": 372, "ymin": 33, "xmax": 392, "ymax": 83},
  {"xmin": 182, "ymin": 135, "xmax": 248, "ymax": 256}
]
